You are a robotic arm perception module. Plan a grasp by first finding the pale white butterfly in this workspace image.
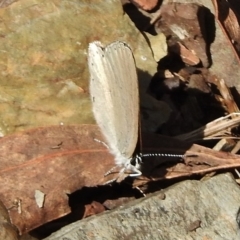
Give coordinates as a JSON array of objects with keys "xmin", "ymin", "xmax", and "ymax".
[
  {"xmin": 88, "ymin": 41, "xmax": 141, "ymax": 178},
  {"xmin": 88, "ymin": 41, "xmax": 187, "ymax": 180}
]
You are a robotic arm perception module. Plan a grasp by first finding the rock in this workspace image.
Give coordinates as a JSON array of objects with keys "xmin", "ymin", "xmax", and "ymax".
[
  {"xmin": 0, "ymin": 0, "xmax": 160, "ymax": 135},
  {"xmin": 43, "ymin": 173, "xmax": 240, "ymax": 239},
  {"xmin": 144, "ymin": 32, "xmax": 167, "ymax": 62}
]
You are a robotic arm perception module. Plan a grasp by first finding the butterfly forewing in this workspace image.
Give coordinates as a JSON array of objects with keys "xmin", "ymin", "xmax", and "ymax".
[{"xmin": 88, "ymin": 41, "xmax": 139, "ymax": 165}]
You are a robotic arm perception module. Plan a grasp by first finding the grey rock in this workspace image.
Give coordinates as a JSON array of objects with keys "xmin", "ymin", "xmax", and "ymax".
[{"xmin": 44, "ymin": 173, "xmax": 240, "ymax": 240}]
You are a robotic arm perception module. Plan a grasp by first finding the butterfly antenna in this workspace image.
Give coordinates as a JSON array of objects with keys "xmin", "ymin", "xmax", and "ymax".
[{"xmin": 140, "ymin": 153, "xmax": 198, "ymax": 158}]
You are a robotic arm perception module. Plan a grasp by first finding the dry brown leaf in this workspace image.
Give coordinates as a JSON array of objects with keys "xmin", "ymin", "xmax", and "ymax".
[
  {"xmin": 155, "ymin": 3, "xmax": 210, "ymax": 67},
  {"xmin": 0, "ymin": 124, "xmax": 116, "ymax": 235},
  {"xmin": 82, "ymin": 201, "xmax": 105, "ymax": 218},
  {"xmin": 169, "ymin": 42, "xmax": 200, "ymax": 66},
  {"xmin": 212, "ymin": 0, "xmax": 240, "ymax": 60}
]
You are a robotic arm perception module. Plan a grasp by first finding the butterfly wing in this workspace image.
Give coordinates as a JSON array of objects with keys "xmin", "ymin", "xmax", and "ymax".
[{"xmin": 88, "ymin": 41, "xmax": 139, "ymax": 166}]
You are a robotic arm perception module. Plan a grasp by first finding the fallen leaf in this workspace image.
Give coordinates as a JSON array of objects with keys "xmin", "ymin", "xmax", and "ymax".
[
  {"xmin": 83, "ymin": 201, "xmax": 105, "ymax": 218},
  {"xmin": 0, "ymin": 124, "xmax": 116, "ymax": 234},
  {"xmin": 212, "ymin": 0, "xmax": 240, "ymax": 58}
]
